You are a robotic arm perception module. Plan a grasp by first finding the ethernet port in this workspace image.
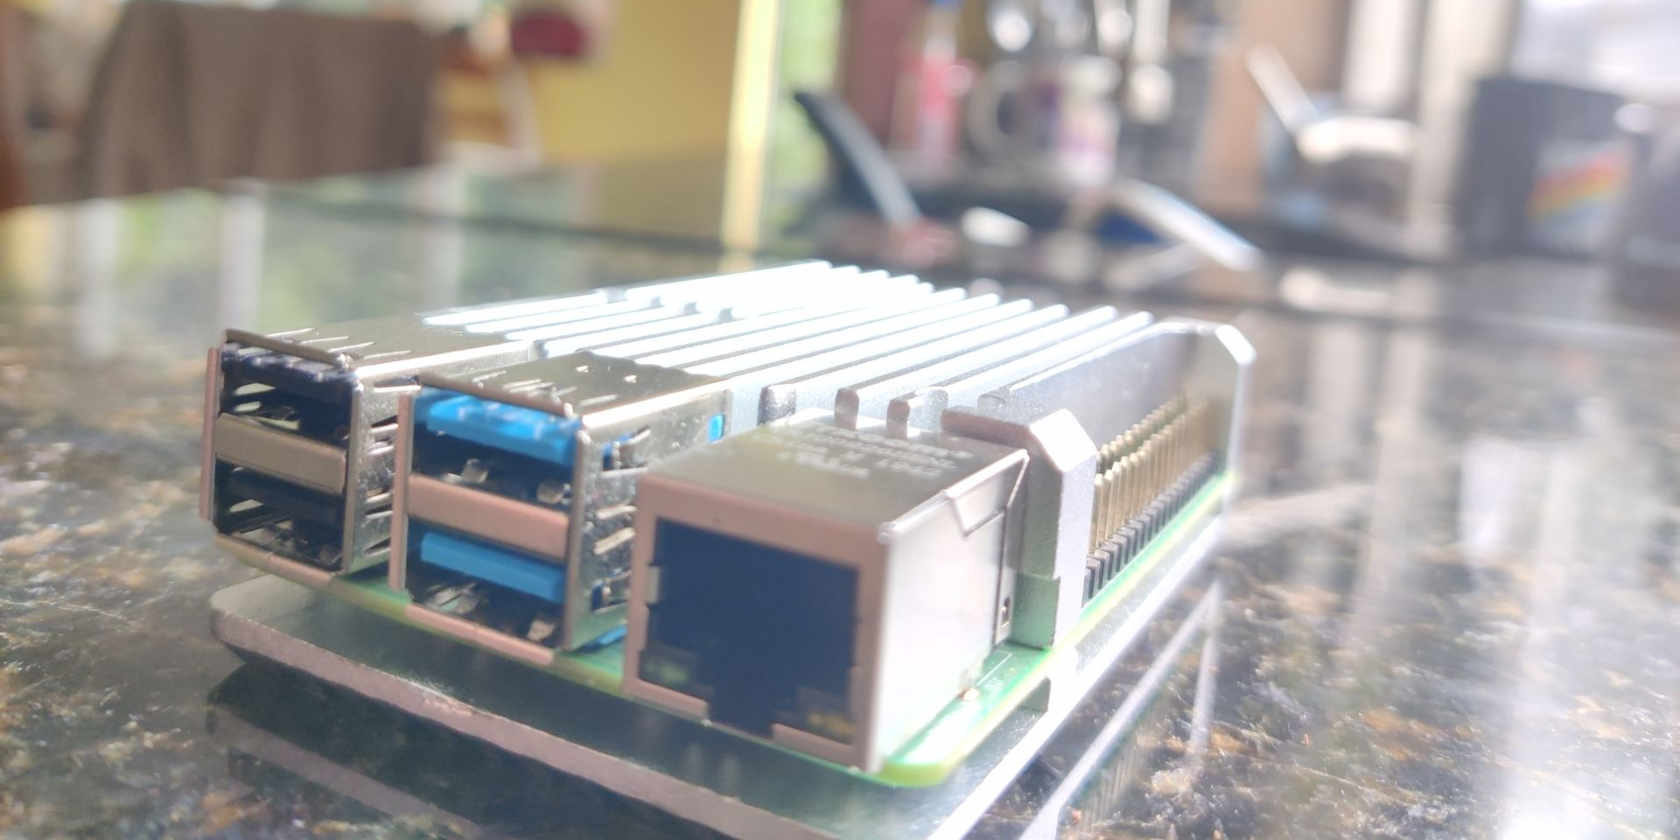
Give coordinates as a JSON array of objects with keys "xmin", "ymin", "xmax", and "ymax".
[{"xmin": 638, "ymin": 519, "xmax": 857, "ymax": 743}]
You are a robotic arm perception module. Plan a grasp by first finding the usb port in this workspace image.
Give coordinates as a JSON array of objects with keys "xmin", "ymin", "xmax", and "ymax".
[
  {"xmin": 203, "ymin": 316, "xmax": 538, "ymax": 574},
  {"xmin": 401, "ymin": 523, "xmax": 581, "ymax": 650},
  {"xmin": 416, "ymin": 527, "xmax": 567, "ymax": 604},
  {"xmin": 415, "ymin": 391, "xmax": 588, "ymax": 475},
  {"xmin": 218, "ymin": 342, "xmax": 357, "ymax": 444},
  {"xmin": 394, "ymin": 352, "xmax": 728, "ymax": 651},
  {"xmin": 212, "ymin": 463, "xmax": 347, "ymax": 568}
]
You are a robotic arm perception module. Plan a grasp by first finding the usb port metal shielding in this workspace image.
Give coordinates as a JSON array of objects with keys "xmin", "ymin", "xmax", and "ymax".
[
  {"xmin": 392, "ymin": 352, "xmax": 727, "ymax": 651},
  {"xmin": 203, "ymin": 316, "xmax": 538, "ymax": 574}
]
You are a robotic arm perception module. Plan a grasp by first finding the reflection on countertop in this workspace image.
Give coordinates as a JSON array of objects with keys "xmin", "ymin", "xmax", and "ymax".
[{"xmin": 0, "ymin": 182, "xmax": 1676, "ymax": 838}]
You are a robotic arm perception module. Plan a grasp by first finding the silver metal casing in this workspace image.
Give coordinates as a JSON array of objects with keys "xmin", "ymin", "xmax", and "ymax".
[{"xmin": 202, "ymin": 261, "xmax": 849, "ymax": 577}]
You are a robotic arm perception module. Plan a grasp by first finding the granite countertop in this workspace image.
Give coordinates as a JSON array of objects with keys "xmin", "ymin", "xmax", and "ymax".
[{"xmin": 0, "ymin": 186, "xmax": 1676, "ymax": 838}]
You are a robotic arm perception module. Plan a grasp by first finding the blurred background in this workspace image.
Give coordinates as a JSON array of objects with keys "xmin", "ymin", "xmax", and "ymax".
[
  {"xmin": 1, "ymin": 4, "xmax": 1677, "ymax": 838},
  {"xmin": 2, "ymin": 0, "xmax": 1679, "ymax": 305}
]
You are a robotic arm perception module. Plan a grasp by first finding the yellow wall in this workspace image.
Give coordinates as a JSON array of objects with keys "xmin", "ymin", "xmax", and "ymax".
[{"xmin": 526, "ymin": 1, "xmax": 745, "ymax": 163}]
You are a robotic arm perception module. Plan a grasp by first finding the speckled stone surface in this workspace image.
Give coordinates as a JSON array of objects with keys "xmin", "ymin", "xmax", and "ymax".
[{"xmin": 1, "ymin": 185, "xmax": 1676, "ymax": 838}]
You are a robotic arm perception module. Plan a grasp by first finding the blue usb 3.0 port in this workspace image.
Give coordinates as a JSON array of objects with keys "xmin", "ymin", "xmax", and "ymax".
[
  {"xmin": 409, "ymin": 524, "xmax": 628, "ymax": 648},
  {"xmin": 416, "ymin": 389, "xmax": 583, "ymax": 469},
  {"xmin": 415, "ymin": 527, "xmax": 566, "ymax": 604}
]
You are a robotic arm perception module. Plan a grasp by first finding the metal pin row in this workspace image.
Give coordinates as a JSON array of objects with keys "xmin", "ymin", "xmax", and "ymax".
[
  {"xmin": 1093, "ymin": 397, "xmax": 1188, "ymax": 548},
  {"xmin": 1090, "ymin": 399, "xmax": 1217, "ymax": 552},
  {"xmin": 1097, "ymin": 394, "xmax": 1187, "ymax": 474},
  {"xmin": 1084, "ymin": 453, "xmax": 1216, "ymax": 602}
]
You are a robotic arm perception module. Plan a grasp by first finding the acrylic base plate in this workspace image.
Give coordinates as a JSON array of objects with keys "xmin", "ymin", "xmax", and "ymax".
[{"xmin": 209, "ymin": 503, "xmax": 1224, "ymax": 839}]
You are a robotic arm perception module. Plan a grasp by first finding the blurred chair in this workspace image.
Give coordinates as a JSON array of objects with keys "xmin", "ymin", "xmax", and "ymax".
[
  {"xmin": 1243, "ymin": 44, "xmax": 1436, "ymax": 259},
  {"xmin": 77, "ymin": 1, "xmax": 441, "ymax": 198},
  {"xmin": 0, "ymin": 4, "xmax": 29, "ymax": 209},
  {"xmin": 794, "ymin": 89, "xmax": 1259, "ymax": 274},
  {"xmin": 793, "ymin": 90, "xmax": 923, "ymax": 228},
  {"xmin": 0, "ymin": 131, "xmax": 20, "ymax": 211},
  {"xmin": 1246, "ymin": 44, "xmax": 1416, "ymax": 195}
]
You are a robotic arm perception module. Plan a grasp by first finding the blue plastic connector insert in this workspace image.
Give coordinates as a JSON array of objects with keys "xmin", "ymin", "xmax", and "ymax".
[
  {"xmin": 417, "ymin": 388, "xmax": 581, "ymax": 468},
  {"xmin": 416, "ymin": 528, "xmax": 566, "ymax": 604}
]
